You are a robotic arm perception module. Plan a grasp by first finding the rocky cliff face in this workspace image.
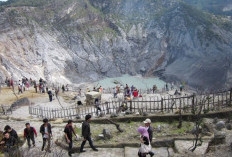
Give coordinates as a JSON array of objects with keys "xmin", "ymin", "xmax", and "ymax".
[{"xmin": 0, "ymin": 0, "xmax": 232, "ymax": 90}]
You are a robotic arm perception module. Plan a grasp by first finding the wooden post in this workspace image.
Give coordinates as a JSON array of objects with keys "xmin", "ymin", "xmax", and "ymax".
[
  {"xmin": 161, "ymin": 98, "xmax": 163, "ymax": 113},
  {"xmin": 230, "ymin": 88, "xmax": 232, "ymax": 106},
  {"xmin": 130, "ymin": 101, "xmax": 132, "ymax": 112},
  {"xmin": 150, "ymin": 97, "xmax": 151, "ymax": 113},
  {"xmin": 222, "ymin": 92, "xmax": 224, "ymax": 107},
  {"xmin": 212, "ymin": 93, "xmax": 215, "ymax": 110},
  {"xmin": 106, "ymin": 102, "xmax": 109, "ymax": 114}
]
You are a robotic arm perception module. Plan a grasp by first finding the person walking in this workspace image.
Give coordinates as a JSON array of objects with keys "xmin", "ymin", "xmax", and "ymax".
[
  {"xmin": 62, "ymin": 85, "xmax": 65, "ymax": 93},
  {"xmin": 137, "ymin": 126, "xmax": 152, "ymax": 157},
  {"xmin": 95, "ymin": 98, "xmax": 101, "ymax": 116},
  {"xmin": 64, "ymin": 120, "xmax": 78, "ymax": 156},
  {"xmin": 40, "ymin": 119, "xmax": 52, "ymax": 152},
  {"xmin": 0, "ymin": 132, "xmax": 18, "ymax": 157},
  {"xmin": 78, "ymin": 89, "xmax": 82, "ymax": 97},
  {"xmin": 113, "ymin": 87, "xmax": 117, "ymax": 98},
  {"xmin": 144, "ymin": 119, "xmax": 154, "ymax": 157},
  {"xmin": 80, "ymin": 115, "xmax": 98, "ymax": 153},
  {"xmin": 18, "ymin": 81, "xmax": 23, "ymax": 94},
  {"xmin": 24, "ymin": 123, "xmax": 37, "ymax": 148},
  {"xmin": 4, "ymin": 125, "xmax": 18, "ymax": 142},
  {"xmin": 48, "ymin": 89, "xmax": 53, "ymax": 102},
  {"xmin": 34, "ymin": 81, "xmax": 37, "ymax": 93}
]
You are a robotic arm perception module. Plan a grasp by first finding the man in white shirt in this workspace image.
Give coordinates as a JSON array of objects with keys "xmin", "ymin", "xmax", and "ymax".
[{"xmin": 40, "ymin": 119, "xmax": 52, "ymax": 152}]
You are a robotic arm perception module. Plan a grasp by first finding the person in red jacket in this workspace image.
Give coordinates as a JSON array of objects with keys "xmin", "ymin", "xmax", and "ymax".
[
  {"xmin": 133, "ymin": 89, "xmax": 138, "ymax": 98},
  {"xmin": 24, "ymin": 123, "xmax": 37, "ymax": 148}
]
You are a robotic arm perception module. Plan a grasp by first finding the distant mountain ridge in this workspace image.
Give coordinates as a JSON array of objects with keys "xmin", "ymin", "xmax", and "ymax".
[{"xmin": 0, "ymin": 0, "xmax": 231, "ymax": 90}]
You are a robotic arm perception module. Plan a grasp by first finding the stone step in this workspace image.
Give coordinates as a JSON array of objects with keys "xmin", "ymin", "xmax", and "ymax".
[
  {"xmin": 124, "ymin": 147, "xmax": 175, "ymax": 157},
  {"xmin": 76, "ymin": 148, "xmax": 124, "ymax": 157}
]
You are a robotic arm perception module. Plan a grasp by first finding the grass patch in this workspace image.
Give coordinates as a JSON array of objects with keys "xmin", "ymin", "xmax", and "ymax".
[{"xmin": 73, "ymin": 121, "xmax": 194, "ymax": 146}]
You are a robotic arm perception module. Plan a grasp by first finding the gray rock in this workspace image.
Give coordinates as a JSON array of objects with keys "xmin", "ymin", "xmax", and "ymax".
[
  {"xmin": 135, "ymin": 112, "xmax": 140, "ymax": 115},
  {"xmin": 143, "ymin": 112, "xmax": 148, "ymax": 116},
  {"xmin": 157, "ymin": 125, "xmax": 161, "ymax": 133},
  {"xmin": 103, "ymin": 129, "xmax": 112, "ymax": 139},
  {"xmin": 99, "ymin": 112, "xmax": 105, "ymax": 117},
  {"xmin": 213, "ymin": 117, "xmax": 218, "ymax": 124},
  {"xmin": 110, "ymin": 113, "xmax": 118, "ymax": 118},
  {"xmin": 210, "ymin": 131, "xmax": 226, "ymax": 145},
  {"xmin": 215, "ymin": 121, "xmax": 226, "ymax": 131},
  {"xmin": 226, "ymin": 123, "xmax": 232, "ymax": 130},
  {"xmin": 125, "ymin": 110, "xmax": 132, "ymax": 115},
  {"xmin": 97, "ymin": 134, "xmax": 105, "ymax": 140},
  {"xmin": 76, "ymin": 115, "xmax": 81, "ymax": 119},
  {"xmin": 191, "ymin": 126, "xmax": 202, "ymax": 135},
  {"xmin": 11, "ymin": 97, "xmax": 30, "ymax": 109}
]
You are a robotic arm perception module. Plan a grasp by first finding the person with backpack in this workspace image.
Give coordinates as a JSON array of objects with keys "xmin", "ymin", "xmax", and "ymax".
[
  {"xmin": 24, "ymin": 123, "xmax": 37, "ymax": 148},
  {"xmin": 40, "ymin": 119, "xmax": 52, "ymax": 152},
  {"xmin": 64, "ymin": 120, "xmax": 78, "ymax": 156}
]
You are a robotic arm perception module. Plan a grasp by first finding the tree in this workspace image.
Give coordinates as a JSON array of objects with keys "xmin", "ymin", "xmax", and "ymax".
[{"xmin": 189, "ymin": 95, "xmax": 207, "ymax": 152}]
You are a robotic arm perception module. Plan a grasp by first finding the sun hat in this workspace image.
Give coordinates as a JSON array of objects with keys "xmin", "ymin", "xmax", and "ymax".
[{"xmin": 143, "ymin": 118, "xmax": 151, "ymax": 124}]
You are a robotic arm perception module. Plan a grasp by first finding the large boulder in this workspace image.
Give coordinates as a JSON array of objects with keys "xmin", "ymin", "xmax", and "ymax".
[
  {"xmin": 209, "ymin": 131, "xmax": 226, "ymax": 145},
  {"xmin": 11, "ymin": 97, "xmax": 30, "ymax": 108},
  {"xmin": 85, "ymin": 91, "xmax": 101, "ymax": 106},
  {"xmin": 215, "ymin": 121, "xmax": 226, "ymax": 131},
  {"xmin": 175, "ymin": 140, "xmax": 209, "ymax": 156}
]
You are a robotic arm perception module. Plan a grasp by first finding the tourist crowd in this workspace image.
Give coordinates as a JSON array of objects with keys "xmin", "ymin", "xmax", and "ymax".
[{"xmin": 0, "ymin": 116, "xmax": 155, "ymax": 157}]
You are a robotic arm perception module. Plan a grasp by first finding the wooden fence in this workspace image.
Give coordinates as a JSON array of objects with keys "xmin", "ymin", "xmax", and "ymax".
[{"xmin": 29, "ymin": 89, "xmax": 232, "ymax": 119}]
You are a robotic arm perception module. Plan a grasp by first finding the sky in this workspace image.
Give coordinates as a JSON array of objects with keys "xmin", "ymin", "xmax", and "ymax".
[{"xmin": 0, "ymin": 0, "xmax": 8, "ymax": 1}]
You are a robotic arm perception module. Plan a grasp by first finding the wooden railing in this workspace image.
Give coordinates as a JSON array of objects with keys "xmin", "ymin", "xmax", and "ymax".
[{"xmin": 29, "ymin": 88, "xmax": 232, "ymax": 119}]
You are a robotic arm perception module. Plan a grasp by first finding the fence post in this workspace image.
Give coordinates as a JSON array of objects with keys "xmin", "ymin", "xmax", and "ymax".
[
  {"xmin": 106, "ymin": 102, "xmax": 109, "ymax": 114},
  {"xmin": 230, "ymin": 88, "xmax": 232, "ymax": 106},
  {"xmin": 161, "ymin": 98, "xmax": 163, "ymax": 113},
  {"xmin": 130, "ymin": 101, "xmax": 132, "ymax": 112}
]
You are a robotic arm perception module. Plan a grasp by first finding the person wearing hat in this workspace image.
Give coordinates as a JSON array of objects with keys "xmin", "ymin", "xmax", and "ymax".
[
  {"xmin": 80, "ymin": 115, "xmax": 98, "ymax": 153},
  {"xmin": 144, "ymin": 118, "xmax": 154, "ymax": 157},
  {"xmin": 144, "ymin": 119, "xmax": 153, "ymax": 142}
]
